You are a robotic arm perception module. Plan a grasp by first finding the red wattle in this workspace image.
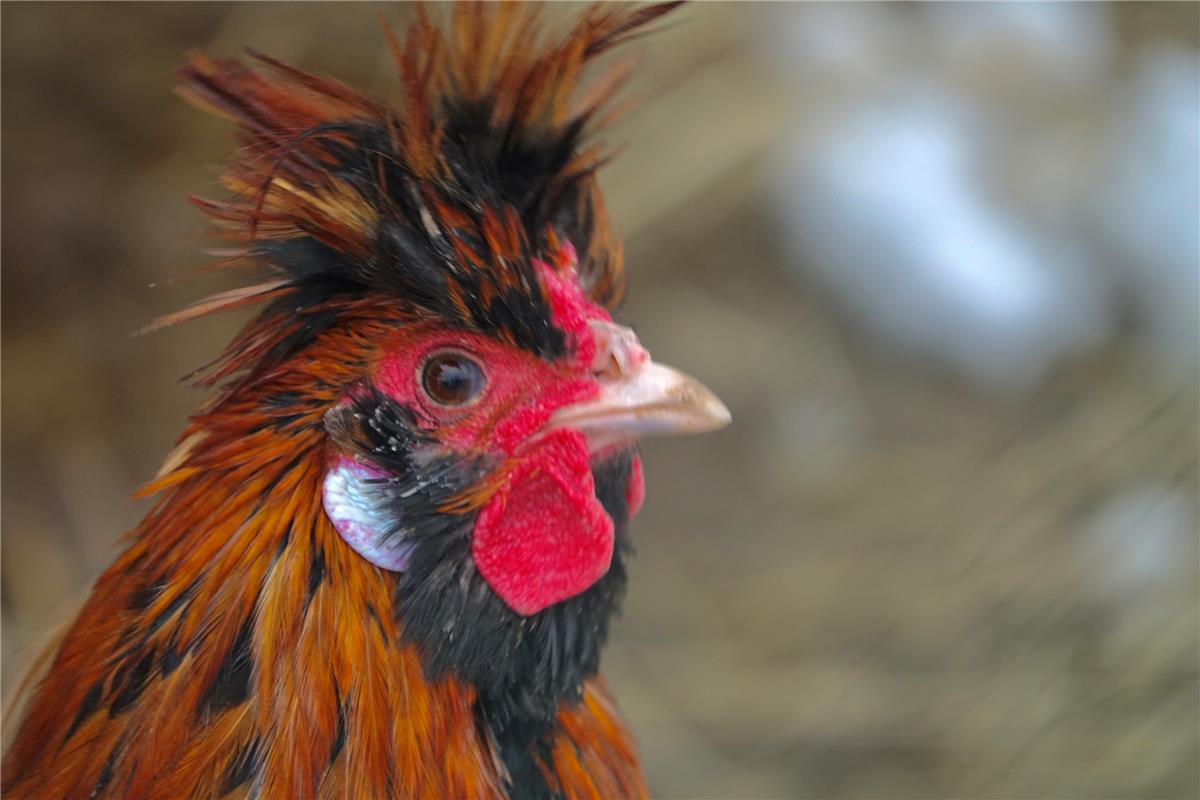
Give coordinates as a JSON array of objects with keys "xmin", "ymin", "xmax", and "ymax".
[
  {"xmin": 627, "ymin": 454, "xmax": 645, "ymax": 519},
  {"xmin": 472, "ymin": 429, "xmax": 615, "ymax": 616}
]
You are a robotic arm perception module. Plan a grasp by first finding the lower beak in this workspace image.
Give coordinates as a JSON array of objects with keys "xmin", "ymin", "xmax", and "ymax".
[{"xmin": 545, "ymin": 323, "xmax": 731, "ymax": 453}]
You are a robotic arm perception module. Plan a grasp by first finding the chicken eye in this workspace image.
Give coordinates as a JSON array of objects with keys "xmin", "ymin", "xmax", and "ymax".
[{"xmin": 420, "ymin": 351, "xmax": 485, "ymax": 407}]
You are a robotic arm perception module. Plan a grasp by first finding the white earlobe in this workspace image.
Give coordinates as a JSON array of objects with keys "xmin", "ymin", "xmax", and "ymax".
[{"xmin": 322, "ymin": 458, "xmax": 411, "ymax": 572}]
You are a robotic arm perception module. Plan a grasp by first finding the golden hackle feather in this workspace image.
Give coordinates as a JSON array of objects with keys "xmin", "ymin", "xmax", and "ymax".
[{"xmin": 3, "ymin": 4, "xmax": 681, "ymax": 798}]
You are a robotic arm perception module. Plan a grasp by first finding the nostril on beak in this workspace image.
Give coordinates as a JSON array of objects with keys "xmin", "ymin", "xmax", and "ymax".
[{"xmin": 589, "ymin": 320, "xmax": 650, "ymax": 379}]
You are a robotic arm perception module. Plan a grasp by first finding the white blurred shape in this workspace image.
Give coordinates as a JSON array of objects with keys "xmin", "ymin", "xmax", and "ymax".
[
  {"xmin": 1094, "ymin": 48, "xmax": 1200, "ymax": 379},
  {"xmin": 1084, "ymin": 485, "xmax": 1196, "ymax": 594},
  {"xmin": 773, "ymin": 87, "xmax": 1111, "ymax": 393}
]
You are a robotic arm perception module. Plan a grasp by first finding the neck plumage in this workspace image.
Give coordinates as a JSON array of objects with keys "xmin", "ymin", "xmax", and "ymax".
[
  {"xmin": 4, "ymin": 330, "xmax": 645, "ymax": 800},
  {"xmin": 9, "ymin": 387, "xmax": 465, "ymax": 796}
]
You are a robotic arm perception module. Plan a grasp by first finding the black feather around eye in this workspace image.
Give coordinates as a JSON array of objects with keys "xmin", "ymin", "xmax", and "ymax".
[{"xmin": 323, "ymin": 390, "xmax": 491, "ymax": 546}]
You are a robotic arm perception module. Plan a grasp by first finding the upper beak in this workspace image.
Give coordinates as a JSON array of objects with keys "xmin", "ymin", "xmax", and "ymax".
[{"xmin": 545, "ymin": 321, "xmax": 731, "ymax": 453}]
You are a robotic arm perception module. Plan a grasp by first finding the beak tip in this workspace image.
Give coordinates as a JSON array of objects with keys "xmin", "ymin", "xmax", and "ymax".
[
  {"xmin": 714, "ymin": 401, "xmax": 733, "ymax": 428},
  {"xmin": 700, "ymin": 393, "xmax": 733, "ymax": 431}
]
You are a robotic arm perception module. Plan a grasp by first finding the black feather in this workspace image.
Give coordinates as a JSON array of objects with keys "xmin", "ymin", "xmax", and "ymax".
[
  {"xmin": 200, "ymin": 616, "xmax": 255, "ymax": 716},
  {"xmin": 220, "ymin": 738, "xmax": 262, "ymax": 795},
  {"xmin": 63, "ymin": 680, "xmax": 104, "ymax": 743},
  {"xmin": 108, "ymin": 650, "xmax": 156, "ymax": 716}
]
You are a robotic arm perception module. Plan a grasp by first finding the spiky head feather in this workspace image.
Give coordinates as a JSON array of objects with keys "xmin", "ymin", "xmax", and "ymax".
[{"xmin": 169, "ymin": 2, "xmax": 678, "ymax": 380}]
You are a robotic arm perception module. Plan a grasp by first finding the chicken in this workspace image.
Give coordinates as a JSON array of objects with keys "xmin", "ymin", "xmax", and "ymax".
[{"xmin": 1, "ymin": 3, "xmax": 729, "ymax": 798}]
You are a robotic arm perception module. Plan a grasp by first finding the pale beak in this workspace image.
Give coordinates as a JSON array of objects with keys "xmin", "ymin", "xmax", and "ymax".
[{"xmin": 545, "ymin": 321, "xmax": 731, "ymax": 453}]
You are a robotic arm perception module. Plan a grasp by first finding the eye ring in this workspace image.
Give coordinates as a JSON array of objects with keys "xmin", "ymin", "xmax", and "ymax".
[{"xmin": 418, "ymin": 350, "xmax": 487, "ymax": 408}]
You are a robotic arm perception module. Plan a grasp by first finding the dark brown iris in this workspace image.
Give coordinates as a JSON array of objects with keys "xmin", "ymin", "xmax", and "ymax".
[{"xmin": 421, "ymin": 351, "xmax": 485, "ymax": 406}]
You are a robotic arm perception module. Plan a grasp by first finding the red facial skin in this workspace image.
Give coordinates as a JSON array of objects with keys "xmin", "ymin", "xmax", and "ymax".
[
  {"xmin": 375, "ymin": 326, "xmax": 599, "ymax": 453},
  {"xmin": 372, "ymin": 252, "xmax": 643, "ymax": 615}
]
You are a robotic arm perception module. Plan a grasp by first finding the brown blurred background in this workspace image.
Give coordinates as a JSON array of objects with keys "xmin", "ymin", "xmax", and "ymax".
[{"xmin": 2, "ymin": 3, "xmax": 1197, "ymax": 798}]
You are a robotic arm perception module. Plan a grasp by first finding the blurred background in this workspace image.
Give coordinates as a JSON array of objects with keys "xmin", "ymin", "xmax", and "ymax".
[{"xmin": 2, "ymin": 3, "xmax": 1197, "ymax": 797}]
